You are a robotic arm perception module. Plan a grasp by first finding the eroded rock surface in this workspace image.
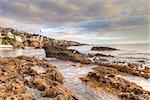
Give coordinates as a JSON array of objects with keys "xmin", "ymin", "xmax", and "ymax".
[
  {"xmin": 0, "ymin": 56, "xmax": 78, "ymax": 100},
  {"xmin": 100, "ymin": 63, "xmax": 150, "ymax": 79},
  {"xmin": 43, "ymin": 43, "xmax": 92, "ymax": 64},
  {"xmin": 80, "ymin": 66, "xmax": 150, "ymax": 100},
  {"xmin": 43, "ymin": 43, "xmax": 150, "ymax": 79}
]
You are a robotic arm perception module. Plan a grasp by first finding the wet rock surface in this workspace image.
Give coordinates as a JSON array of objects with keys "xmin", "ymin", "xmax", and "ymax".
[
  {"xmin": 99, "ymin": 63, "xmax": 150, "ymax": 79},
  {"xmin": 88, "ymin": 53, "xmax": 114, "ymax": 57},
  {"xmin": 0, "ymin": 56, "xmax": 78, "ymax": 100},
  {"xmin": 43, "ymin": 43, "xmax": 92, "ymax": 64},
  {"xmin": 43, "ymin": 43, "xmax": 150, "ymax": 79},
  {"xmin": 91, "ymin": 47, "xmax": 118, "ymax": 51},
  {"xmin": 80, "ymin": 66, "xmax": 150, "ymax": 100}
]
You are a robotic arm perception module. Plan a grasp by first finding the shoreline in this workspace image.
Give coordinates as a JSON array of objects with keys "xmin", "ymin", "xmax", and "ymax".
[
  {"xmin": 0, "ymin": 28, "xmax": 150, "ymax": 100},
  {"xmin": 0, "ymin": 43, "xmax": 149, "ymax": 99}
]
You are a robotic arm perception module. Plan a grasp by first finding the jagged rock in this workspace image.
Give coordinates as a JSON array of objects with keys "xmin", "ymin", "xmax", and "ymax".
[
  {"xmin": 92, "ymin": 66, "xmax": 120, "ymax": 75},
  {"xmin": 91, "ymin": 47, "xmax": 118, "ymax": 51},
  {"xmin": 100, "ymin": 63, "xmax": 150, "ymax": 79},
  {"xmin": 80, "ymin": 66, "xmax": 150, "ymax": 100},
  {"xmin": 0, "ymin": 78, "xmax": 35, "ymax": 100},
  {"xmin": 88, "ymin": 53, "xmax": 114, "ymax": 57},
  {"xmin": 42, "ymin": 84, "xmax": 78, "ymax": 100},
  {"xmin": 29, "ymin": 68, "xmax": 78, "ymax": 99},
  {"xmin": 0, "ymin": 56, "xmax": 78, "ymax": 99},
  {"xmin": 43, "ymin": 43, "xmax": 92, "ymax": 64}
]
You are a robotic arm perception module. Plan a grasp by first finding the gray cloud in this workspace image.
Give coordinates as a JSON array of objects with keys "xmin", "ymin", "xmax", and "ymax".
[{"xmin": 0, "ymin": 0, "xmax": 149, "ymax": 44}]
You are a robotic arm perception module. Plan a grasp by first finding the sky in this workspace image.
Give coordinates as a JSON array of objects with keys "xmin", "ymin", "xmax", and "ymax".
[{"xmin": 0, "ymin": 0, "xmax": 149, "ymax": 44}]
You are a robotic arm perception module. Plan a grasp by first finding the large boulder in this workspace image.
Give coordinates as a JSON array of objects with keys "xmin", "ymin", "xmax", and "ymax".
[{"xmin": 43, "ymin": 43, "xmax": 92, "ymax": 64}]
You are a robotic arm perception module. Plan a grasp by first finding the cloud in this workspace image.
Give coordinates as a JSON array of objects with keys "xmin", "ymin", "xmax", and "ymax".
[{"xmin": 0, "ymin": 0, "xmax": 149, "ymax": 44}]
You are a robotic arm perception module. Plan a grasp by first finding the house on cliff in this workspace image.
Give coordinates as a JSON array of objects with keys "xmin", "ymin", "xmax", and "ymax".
[{"xmin": 29, "ymin": 34, "xmax": 44, "ymax": 42}]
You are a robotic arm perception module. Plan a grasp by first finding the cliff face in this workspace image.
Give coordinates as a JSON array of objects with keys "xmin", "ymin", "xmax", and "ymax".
[{"xmin": 0, "ymin": 27, "xmax": 81, "ymax": 48}]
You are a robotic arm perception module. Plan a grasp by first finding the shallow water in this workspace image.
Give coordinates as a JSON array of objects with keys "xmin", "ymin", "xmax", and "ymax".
[
  {"xmin": 47, "ymin": 59, "xmax": 120, "ymax": 100},
  {"xmin": 68, "ymin": 44, "xmax": 150, "ymax": 66},
  {"xmin": 0, "ymin": 46, "xmax": 150, "ymax": 100}
]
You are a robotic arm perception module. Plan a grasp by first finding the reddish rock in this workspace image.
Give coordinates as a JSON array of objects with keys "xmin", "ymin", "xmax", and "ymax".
[
  {"xmin": 0, "ymin": 56, "xmax": 78, "ymax": 99},
  {"xmin": 100, "ymin": 63, "xmax": 150, "ymax": 79},
  {"xmin": 80, "ymin": 66, "xmax": 150, "ymax": 100}
]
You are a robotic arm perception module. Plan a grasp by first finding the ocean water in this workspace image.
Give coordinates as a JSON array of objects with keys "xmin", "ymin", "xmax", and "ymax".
[{"xmin": 68, "ymin": 43, "xmax": 150, "ymax": 66}]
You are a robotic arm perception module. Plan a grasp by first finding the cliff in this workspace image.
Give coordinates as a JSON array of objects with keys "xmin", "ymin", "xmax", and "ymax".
[{"xmin": 0, "ymin": 27, "xmax": 82, "ymax": 49}]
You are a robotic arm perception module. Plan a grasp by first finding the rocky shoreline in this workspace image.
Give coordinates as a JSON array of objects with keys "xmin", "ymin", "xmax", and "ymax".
[
  {"xmin": 91, "ymin": 46, "xmax": 118, "ymax": 51},
  {"xmin": 79, "ymin": 66, "xmax": 150, "ymax": 100},
  {"xmin": 1, "ymin": 27, "xmax": 150, "ymax": 100},
  {"xmin": 0, "ymin": 27, "xmax": 82, "ymax": 49},
  {"xmin": 42, "ymin": 43, "xmax": 150, "ymax": 99},
  {"xmin": 43, "ymin": 43, "xmax": 150, "ymax": 79},
  {"xmin": 0, "ymin": 56, "xmax": 79, "ymax": 100}
]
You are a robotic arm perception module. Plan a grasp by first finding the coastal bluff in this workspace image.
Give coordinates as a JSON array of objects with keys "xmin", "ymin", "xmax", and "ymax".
[{"xmin": 0, "ymin": 27, "xmax": 82, "ymax": 49}]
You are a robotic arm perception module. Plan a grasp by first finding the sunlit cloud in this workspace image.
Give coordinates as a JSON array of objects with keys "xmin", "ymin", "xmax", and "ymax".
[{"xmin": 0, "ymin": 0, "xmax": 149, "ymax": 44}]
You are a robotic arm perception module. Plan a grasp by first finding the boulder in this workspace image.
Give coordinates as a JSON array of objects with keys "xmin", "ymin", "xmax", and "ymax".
[
  {"xmin": 43, "ymin": 43, "xmax": 92, "ymax": 64},
  {"xmin": 88, "ymin": 53, "xmax": 114, "ymax": 57}
]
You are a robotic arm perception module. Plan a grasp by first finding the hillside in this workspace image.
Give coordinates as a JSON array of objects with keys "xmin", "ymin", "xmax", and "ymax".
[{"xmin": 0, "ymin": 27, "xmax": 82, "ymax": 48}]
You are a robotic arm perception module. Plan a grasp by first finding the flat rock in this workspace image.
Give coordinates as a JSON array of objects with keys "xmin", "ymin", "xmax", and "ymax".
[{"xmin": 91, "ymin": 47, "xmax": 118, "ymax": 51}]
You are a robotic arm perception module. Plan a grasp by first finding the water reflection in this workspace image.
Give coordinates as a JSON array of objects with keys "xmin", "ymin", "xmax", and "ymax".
[
  {"xmin": 0, "ymin": 48, "xmax": 45, "ymax": 58},
  {"xmin": 48, "ymin": 59, "xmax": 120, "ymax": 100}
]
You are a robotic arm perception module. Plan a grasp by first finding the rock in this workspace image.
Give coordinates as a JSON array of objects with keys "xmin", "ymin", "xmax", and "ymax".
[
  {"xmin": 0, "ymin": 78, "xmax": 35, "ymax": 99},
  {"xmin": 30, "ymin": 69, "xmax": 78, "ymax": 99},
  {"xmin": 31, "ymin": 41, "xmax": 44, "ymax": 48},
  {"xmin": 91, "ymin": 47, "xmax": 118, "ymax": 51},
  {"xmin": 58, "ymin": 40, "xmax": 82, "ymax": 47},
  {"xmin": 107, "ymin": 74, "xmax": 115, "ymax": 78},
  {"xmin": 80, "ymin": 66, "xmax": 150, "ymax": 100},
  {"xmin": 43, "ymin": 43, "xmax": 92, "ymax": 64},
  {"xmin": 92, "ymin": 66, "xmax": 119, "ymax": 75},
  {"xmin": 88, "ymin": 53, "xmax": 114, "ymax": 57},
  {"xmin": 0, "ymin": 56, "xmax": 78, "ymax": 99},
  {"xmin": 137, "ymin": 60, "xmax": 145, "ymax": 63},
  {"xmin": 42, "ymin": 84, "xmax": 78, "ymax": 100},
  {"xmin": 4, "ymin": 93, "xmax": 35, "ymax": 100},
  {"xmin": 99, "ymin": 63, "xmax": 150, "ymax": 79},
  {"xmin": 132, "ymin": 88, "xmax": 143, "ymax": 94}
]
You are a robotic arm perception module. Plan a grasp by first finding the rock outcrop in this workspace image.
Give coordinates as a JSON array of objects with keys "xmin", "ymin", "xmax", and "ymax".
[
  {"xmin": 88, "ymin": 53, "xmax": 114, "ymax": 57},
  {"xmin": 0, "ymin": 56, "xmax": 78, "ymax": 100},
  {"xmin": 91, "ymin": 47, "xmax": 118, "ymax": 51},
  {"xmin": 0, "ymin": 27, "xmax": 82, "ymax": 49},
  {"xmin": 100, "ymin": 63, "xmax": 150, "ymax": 79},
  {"xmin": 80, "ymin": 66, "xmax": 150, "ymax": 100},
  {"xmin": 43, "ymin": 43, "xmax": 92, "ymax": 64}
]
